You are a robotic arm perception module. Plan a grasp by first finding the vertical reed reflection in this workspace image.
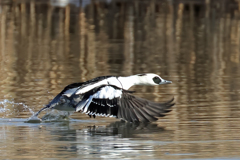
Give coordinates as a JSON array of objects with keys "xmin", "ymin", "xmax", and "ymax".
[
  {"xmin": 0, "ymin": 0, "xmax": 239, "ymax": 114},
  {"xmin": 0, "ymin": 0, "xmax": 240, "ymax": 159}
]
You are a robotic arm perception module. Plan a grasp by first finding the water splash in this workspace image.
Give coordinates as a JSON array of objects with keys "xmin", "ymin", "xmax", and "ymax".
[
  {"xmin": 24, "ymin": 115, "xmax": 42, "ymax": 123},
  {"xmin": 41, "ymin": 110, "xmax": 73, "ymax": 122},
  {"xmin": 0, "ymin": 99, "xmax": 34, "ymax": 117},
  {"xmin": 0, "ymin": 100, "xmax": 11, "ymax": 113},
  {"xmin": 26, "ymin": 109, "xmax": 74, "ymax": 123},
  {"xmin": 0, "ymin": 99, "xmax": 73, "ymax": 123}
]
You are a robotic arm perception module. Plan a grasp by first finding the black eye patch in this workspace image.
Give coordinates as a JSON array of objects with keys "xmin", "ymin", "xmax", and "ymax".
[{"xmin": 153, "ymin": 76, "xmax": 162, "ymax": 84}]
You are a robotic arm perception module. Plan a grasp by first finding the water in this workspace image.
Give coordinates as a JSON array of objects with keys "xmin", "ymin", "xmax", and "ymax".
[{"xmin": 1, "ymin": 0, "xmax": 240, "ymax": 159}]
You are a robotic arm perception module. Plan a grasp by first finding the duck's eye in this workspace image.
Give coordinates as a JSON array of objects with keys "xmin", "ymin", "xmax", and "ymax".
[{"xmin": 153, "ymin": 76, "xmax": 161, "ymax": 84}]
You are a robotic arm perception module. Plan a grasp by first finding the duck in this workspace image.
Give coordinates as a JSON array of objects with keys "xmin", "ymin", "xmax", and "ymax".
[{"xmin": 34, "ymin": 73, "xmax": 174, "ymax": 122}]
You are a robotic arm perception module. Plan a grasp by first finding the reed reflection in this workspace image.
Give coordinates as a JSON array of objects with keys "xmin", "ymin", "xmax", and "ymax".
[
  {"xmin": 0, "ymin": 1, "xmax": 238, "ymax": 102},
  {"xmin": 0, "ymin": 0, "xmax": 240, "ymax": 159}
]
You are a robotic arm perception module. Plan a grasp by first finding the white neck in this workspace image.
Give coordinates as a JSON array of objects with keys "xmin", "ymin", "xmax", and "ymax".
[{"xmin": 117, "ymin": 75, "xmax": 153, "ymax": 90}]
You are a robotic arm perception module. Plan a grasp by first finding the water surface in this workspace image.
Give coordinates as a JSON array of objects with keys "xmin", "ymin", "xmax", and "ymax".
[{"xmin": 0, "ymin": 0, "xmax": 240, "ymax": 159}]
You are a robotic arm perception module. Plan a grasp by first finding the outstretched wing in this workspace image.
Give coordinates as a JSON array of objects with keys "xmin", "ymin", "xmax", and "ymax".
[
  {"xmin": 116, "ymin": 93, "xmax": 174, "ymax": 122},
  {"xmin": 75, "ymin": 85, "xmax": 174, "ymax": 122}
]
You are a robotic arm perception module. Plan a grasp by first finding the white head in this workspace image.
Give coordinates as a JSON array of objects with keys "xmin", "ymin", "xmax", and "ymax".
[
  {"xmin": 117, "ymin": 73, "xmax": 172, "ymax": 90},
  {"xmin": 133, "ymin": 73, "xmax": 172, "ymax": 86}
]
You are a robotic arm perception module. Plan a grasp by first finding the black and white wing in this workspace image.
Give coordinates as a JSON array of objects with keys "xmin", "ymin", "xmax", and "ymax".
[
  {"xmin": 75, "ymin": 85, "xmax": 174, "ymax": 123},
  {"xmin": 33, "ymin": 82, "xmax": 84, "ymax": 117}
]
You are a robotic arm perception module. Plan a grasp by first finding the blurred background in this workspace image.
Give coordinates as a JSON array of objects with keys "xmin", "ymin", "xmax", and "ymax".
[{"xmin": 1, "ymin": 0, "xmax": 240, "ymax": 159}]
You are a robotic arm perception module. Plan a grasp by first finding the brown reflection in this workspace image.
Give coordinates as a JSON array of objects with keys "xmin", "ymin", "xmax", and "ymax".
[{"xmin": 1, "ymin": 0, "xmax": 240, "ymax": 159}]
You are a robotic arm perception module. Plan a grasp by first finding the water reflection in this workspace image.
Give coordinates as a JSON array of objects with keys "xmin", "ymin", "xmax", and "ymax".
[
  {"xmin": 0, "ymin": 119, "xmax": 168, "ymax": 159},
  {"xmin": 1, "ymin": 119, "xmax": 240, "ymax": 159},
  {"xmin": 51, "ymin": 121, "xmax": 167, "ymax": 157},
  {"xmin": 0, "ymin": 0, "xmax": 240, "ymax": 159},
  {"xmin": 1, "ymin": 0, "xmax": 240, "ymax": 111},
  {"xmin": 78, "ymin": 121, "xmax": 166, "ymax": 138}
]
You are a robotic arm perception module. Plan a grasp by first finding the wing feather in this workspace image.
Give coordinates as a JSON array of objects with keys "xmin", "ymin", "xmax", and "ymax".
[
  {"xmin": 73, "ymin": 85, "xmax": 173, "ymax": 122},
  {"xmin": 132, "ymin": 107, "xmax": 148, "ymax": 122}
]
